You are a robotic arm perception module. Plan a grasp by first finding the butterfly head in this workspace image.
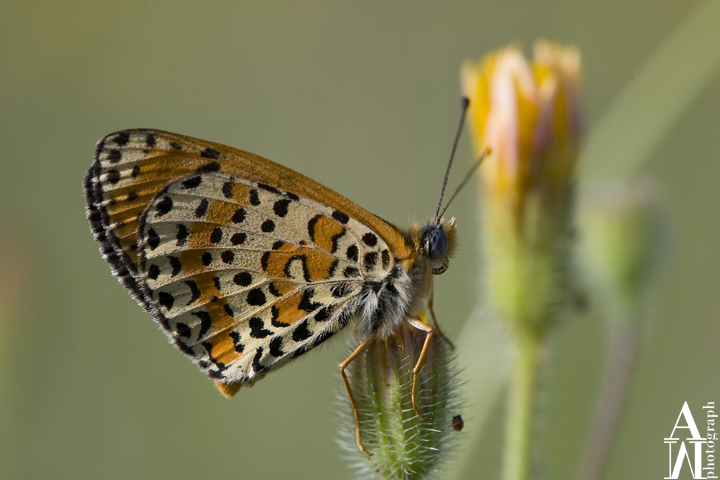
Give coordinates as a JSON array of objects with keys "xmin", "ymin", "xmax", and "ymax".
[{"xmin": 419, "ymin": 217, "xmax": 457, "ymax": 275}]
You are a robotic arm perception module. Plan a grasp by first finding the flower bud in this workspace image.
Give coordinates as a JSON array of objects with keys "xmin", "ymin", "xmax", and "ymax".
[
  {"xmin": 461, "ymin": 41, "xmax": 582, "ymax": 333},
  {"xmin": 578, "ymin": 178, "xmax": 668, "ymax": 321},
  {"xmin": 338, "ymin": 312, "xmax": 460, "ymax": 479}
]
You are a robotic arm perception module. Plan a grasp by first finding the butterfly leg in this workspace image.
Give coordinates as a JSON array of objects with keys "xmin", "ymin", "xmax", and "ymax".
[
  {"xmin": 406, "ymin": 317, "xmax": 434, "ymax": 422},
  {"xmin": 428, "ymin": 290, "xmax": 455, "ymax": 350},
  {"xmin": 340, "ymin": 335, "xmax": 376, "ymax": 457}
]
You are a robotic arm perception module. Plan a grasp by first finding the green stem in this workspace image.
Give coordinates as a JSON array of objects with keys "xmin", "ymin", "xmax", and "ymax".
[
  {"xmin": 502, "ymin": 330, "xmax": 541, "ymax": 480},
  {"xmin": 574, "ymin": 321, "xmax": 639, "ymax": 480}
]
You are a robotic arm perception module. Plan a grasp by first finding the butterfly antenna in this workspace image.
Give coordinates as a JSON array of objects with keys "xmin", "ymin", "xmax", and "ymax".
[
  {"xmin": 435, "ymin": 97, "xmax": 470, "ymax": 221},
  {"xmin": 438, "ymin": 147, "xmax": 490, "ymax": 220}
]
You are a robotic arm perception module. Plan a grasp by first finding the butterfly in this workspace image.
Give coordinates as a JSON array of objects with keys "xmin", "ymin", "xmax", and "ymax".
[{"xmin": 84, "ymin": 110, "xmax": 477, "ymax": 455}]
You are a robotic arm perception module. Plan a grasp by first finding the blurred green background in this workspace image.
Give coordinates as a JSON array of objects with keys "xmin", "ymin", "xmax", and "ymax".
[{"xmin": 1, "ymin": 1, "xmax": 718, "ymax": 479}]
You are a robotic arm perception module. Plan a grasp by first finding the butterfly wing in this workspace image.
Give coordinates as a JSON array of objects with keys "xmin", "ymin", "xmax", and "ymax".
[
  {"xmin": 139, "ymin": 170, "xmax": 398, "ymax": 386},
  {"xmin": 85, "ymin": 129, "xmax": 415, "ymax": 392}
]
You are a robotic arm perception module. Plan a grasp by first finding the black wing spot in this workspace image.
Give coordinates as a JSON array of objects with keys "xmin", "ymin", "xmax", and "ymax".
[
  {"xmin": 381, "ymin": 249, "xmax": 390, "ymax": 269},
  {"xmin": 292, "ymin": 320, "xmax": 312, "ymax": 342},
  {"xmin": 331, "ymin": 283, "xmax": 353, "ymax": 298},
  {"xmin": 364, "ymin": 252, "xmax": 378, "ymax": 270},
  {"xmin": 193, "ymin": 311, "xmax": 212, "ymax": 339},
  {"xmin": 169, "ymin": 256, "xmax": 182, "ymax": 276},
  {"xmin": 200, "ymin": 147, "xmax": 220, "ymax": 159},
  {"xmin": 202, "ymin": 251, "xmax": 212, "ymax": 266},
  {"xmin": 269, "ymin": 305, "xmax": 288, "ymax": 327},
  {"xmin": 107, "ymin": 169, "xmax": 121, "ymax": 184},
  {"xmin": 249, "ymin": 318, "xmax": 272, "ymax": 339},
  {"xmin": 250, "ymin": 189, "xmax": 260, "ymax": 206},
  {"xmin": 232, "ymin": 207, "xmax": 246, "ymax": 224},
  {"xmin": 268, "ymin": 283, "xmax": 282, "ymax": 297},
  {"xmin": 175, "ymin": 322, "xmax": 191, "ymax": 338},
  {"xmin": 158, "ymin": 291, "xmax": 174, "ymax": 310},
  {"xmin": 298, "ymin": 288, "xmax": 321, "ymax": 312},
  {"xmin": 221, "ymin": 251, "xmax": 234, "ymax": 264},
  {"xmin": 114, "ymin": 131, "xmax": 130, "ymax": 146},
  {"xmin": 176, "ymin": 224, "xmax": 189, "ymax": 246},
  {"xmin": 210, "ymin": 227, "xmax": 223, "ymax": 243},
  {"xmin": 343, "ymin": 266, "xmax": 360, "ymax": 278},
  {"xmin": 261, "ymin": 251, "xmax": 270, "ymax": 271},
  {"xmin": 147, "ymin": 264, "xmax": 160, "ymax": 280},
  {"xmin": 252, "ymin": 347, "xmax": 269, "ymax": 374},
  {"xmin": 269, "ymin": 337, "xmax": 284, "ymax": 358},
  {"xmin": 225, "ymin": 304, "xmax": 235, "ymax": 319},
  {"xmin": 131, "ymin": 165, "xmax": 140, "ymax": 177},
  {"xmin": 362, "ymin": 232, "xmax": 378, "ymax": 247},
  {"xmin": 231, "ymin": 232, "xmax": 246, "ymax": 245},
  {"xmin": 127, "ymin": 191, "xmax": 138, "ymax": 201},
  {"xmin": 184, "ymin": 279, "xmax": 201, "ymax": 304},
  {"xmin": 330, "ymin": 228, "xmax": 346, "ymax": 253},
  {"xmin": 273, "ymin": 199, "xmax": 291, "ymax": 217},
  {"xmin": 176, "ymin": 339, "xmax": 194, "ymax": 356},
  {"xmin": 229, "ymin": 331, "xmax": 243, "ymax": 352},
  {"xmin": 196, "ymin": 161, "xmax": 220, "ymax": 173},
  {"xmin": 332, "ymin": 210, "xmax": 349, "ymax": 224},
  {"xmin": 194, "ymin": 199, "xmax": 209, "ymax": 218},
  {"xmin": 327, "ymin": 259, "xmax": 339, "ymax": 278},
  {"xmin": 107, "ymin": 149, "xmax": 122, "ymax": 163},
  {"xmin": 182, "ymin": 175, "xmax": 202, "ymax": 189},
  {"xmin": 272, "ymin": 240, "xmax": 284, "ymax": 250},
  {"xmin": 285, "ymin": 191, "xmax": 300, "ymax": 201},
  {"xmin": 170, "ymin": 142, "xmax": 182, "ymax": 150},
  {"xmin": 346, "ymin": 245, "xmax": 358, "ymax": 262},
  {"xmin": 233, "ymin": 272, "xmax": 252, "ymax": 286},
  {"xmin": 307, "ymin": 214, "xmax": 322, "ymax": 241},
  {"xmin": 222, "ymin": 181, "xmax": 233, "ymax": 198},
  {"xmin": 314, "ymin": 307, "xmax": 331, "ymax": 322},
  {"xmin": 261, "ymin": 219, "xmax": 275, "ymax": 233},
  {"xmin": 146, "ymin": 228, "xmax": 160, "ymax": 250},
  {"xmin": 247, "ymin": 288, "xmax": 266, "ymax": 306},
  {"xmin": 213, "ymin": 276, "xmax": 222, "ymax": 291},
  {"xmin": 146, "ymin": 133, "xmax": 156, "ymax": 147}
]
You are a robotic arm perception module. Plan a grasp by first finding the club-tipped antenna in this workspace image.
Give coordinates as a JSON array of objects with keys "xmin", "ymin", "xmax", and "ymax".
[
  {"xmin": 435, "ymin": 97, "xmax": 470, "ymax": 221},
  {"xmin": 437, "ymin": 147, "xmax": 490, "ymax": 220}
]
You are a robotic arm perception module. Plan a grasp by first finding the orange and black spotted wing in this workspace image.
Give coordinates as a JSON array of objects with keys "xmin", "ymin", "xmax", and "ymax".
[{"xmin": 84, "ymin": 129, "xmax": 416, "ymax": 392}]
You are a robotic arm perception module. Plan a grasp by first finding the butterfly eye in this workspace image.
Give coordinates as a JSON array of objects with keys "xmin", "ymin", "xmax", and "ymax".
[{"xmin": 427, "ymin": 228, "xmax": 448, "ymax": 260}]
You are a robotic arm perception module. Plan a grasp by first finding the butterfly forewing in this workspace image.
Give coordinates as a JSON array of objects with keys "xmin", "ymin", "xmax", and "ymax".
[{"xmin": 86, "ymin": 129, "xmax": 414, "ymax": 274}]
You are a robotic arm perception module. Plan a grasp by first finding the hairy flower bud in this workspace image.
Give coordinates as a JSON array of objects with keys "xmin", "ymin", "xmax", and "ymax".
[{"xmin": 338, "ymin": 313, "xmax": 460, "ymax": 479}]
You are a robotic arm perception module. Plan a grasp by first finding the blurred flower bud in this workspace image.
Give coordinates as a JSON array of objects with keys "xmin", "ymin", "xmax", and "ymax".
[
  {"xmin": 461, "ymin": 41, "xmax": 583, "ymax": 333},
  {"xmin": 578, "ymin": 177, "xmax": 668, "ymax": 321}
]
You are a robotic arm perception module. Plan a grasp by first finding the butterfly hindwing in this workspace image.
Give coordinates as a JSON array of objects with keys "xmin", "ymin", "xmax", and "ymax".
[{"xmin": 137, "ymin": 170, "xmax": 395, "ymax": 385}]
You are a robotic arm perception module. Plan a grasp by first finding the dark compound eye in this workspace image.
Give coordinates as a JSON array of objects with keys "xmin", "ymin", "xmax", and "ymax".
[{"xmin": 427, "ymin": 228, "xmax": 448, "ymax": 259}]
